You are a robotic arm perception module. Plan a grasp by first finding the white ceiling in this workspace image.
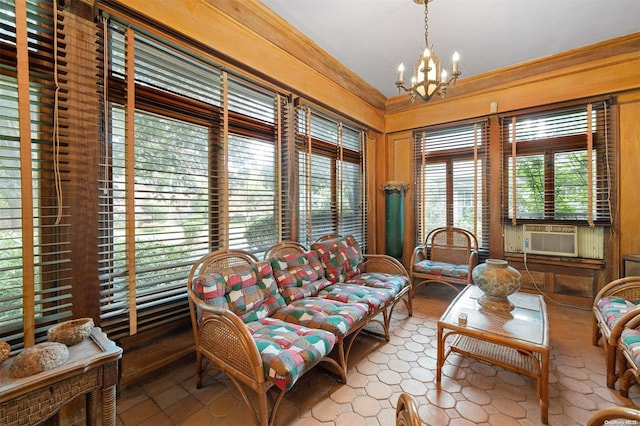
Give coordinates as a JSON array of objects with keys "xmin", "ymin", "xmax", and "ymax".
[{"xmin": 260, "ymin": 0, "xmax": 640, "ymax": 98}]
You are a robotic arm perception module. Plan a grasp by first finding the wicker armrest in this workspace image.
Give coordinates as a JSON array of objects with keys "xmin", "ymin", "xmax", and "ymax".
[
  {"xmin": 593, "ymin": 276, "xmax": 640, "ymax": 308},
  {"xmin": 587, "ymin": 406, "xmax": 640, "ymax": 425},
  {"xmin": 188, "ymin": 293, "xmax": 264, "ymax": 386},
  {"xmin": 410, "ymin": 244, "xmax": 427, "ymax": 267},
  {"xmin": 362, "ymin": 254, "xmax": 409, "ymax": 277},
  {"xmin": 468, "ymin": 249, "xmax": 479, "ymax": 280},
  {"xmin": 610, "ymin": 308, "xmax": 640, "ymax": 345}
]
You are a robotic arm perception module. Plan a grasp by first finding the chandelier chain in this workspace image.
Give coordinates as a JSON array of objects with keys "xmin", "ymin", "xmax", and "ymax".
[{"xmin": 424, "ymin": 1, "xmax": 429, "ymax": 49}]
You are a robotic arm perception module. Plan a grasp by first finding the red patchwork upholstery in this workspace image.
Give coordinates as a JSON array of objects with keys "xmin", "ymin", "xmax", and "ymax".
[
  {"xmin": 272, "ymin": 297, "xmax": 368, "ymax": 339},
  {"xmin": 270, "ymin": 253, "xmax": 331, "ymax": 302},
  {"xmin": 246, "ymin": 317, "xmax": 336, "ymax": 392}
]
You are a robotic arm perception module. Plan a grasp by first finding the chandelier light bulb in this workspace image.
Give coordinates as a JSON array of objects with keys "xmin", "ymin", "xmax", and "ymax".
[{"xmin": 397, "ymin": 63, "xmax": 405, "ymax": 83}]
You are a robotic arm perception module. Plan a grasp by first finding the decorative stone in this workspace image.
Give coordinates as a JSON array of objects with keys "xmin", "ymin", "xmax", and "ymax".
[
  {"xmin": 47, "ymin": 317, "xmax": 94, "ymax": 346},
  {"xmin": 472, "ymin": 259, "xmax": 522, "ymax": 312},
  {"xmin": 9, "ymin": 342, "xmax": 69, "ymax": 378},
  {"xmin": 0, "ymin": 341, "xmax": 10, "ymax": 364}
]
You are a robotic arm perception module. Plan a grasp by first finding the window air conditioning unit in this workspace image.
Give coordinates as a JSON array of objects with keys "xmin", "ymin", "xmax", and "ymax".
[{"xmin": 522, "ymin": 224, "xmax": 578, "ymax": 257}]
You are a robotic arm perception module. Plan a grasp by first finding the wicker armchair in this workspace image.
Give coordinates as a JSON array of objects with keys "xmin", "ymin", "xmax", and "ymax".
[
  {"xmin": 396, "ymin": 393, "xmax": 421, "ymax": 426},
  {"xmin": 586, "ymin": 406, "xmax": 640, "ymax": 426},
  {"xmin": 410, "ymin": 227, "xmax": 478, "ymax": 298},
  {"xmin": 592, "ymin": 276, "xmax": 640, "ymax": 388}
]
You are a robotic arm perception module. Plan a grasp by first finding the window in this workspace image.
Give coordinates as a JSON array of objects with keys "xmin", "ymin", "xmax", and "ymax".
[
  {"xmin": 413, "ymin": 121, "xmax": 489, "ymax": 248},
  {"xmin": 0, "ymin": 0, "xmax": 74, "ymax": 348},
  {"xmin": 501, "ymin": 101, "xmax": 613, "ymax": 224},
  {"xmin": 295, "ymin": 105, "xmax": 367, "ymax": 248},
  {"xmin": 99, "ymin": 19, "xmax": 286, "ymax": 338}
]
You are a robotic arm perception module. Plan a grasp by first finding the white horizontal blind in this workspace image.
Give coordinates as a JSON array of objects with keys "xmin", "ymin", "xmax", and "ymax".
[
  {"xmin": 413, "ymin": 121, "xmax": 489, "ymax": 248},
  {"xmin": 501, "ymin": 101, "xmax": 613, "ymax": 224},
  {"xmin": 0, "ymin": 0, "xmax": 73, "ymax": 348}
]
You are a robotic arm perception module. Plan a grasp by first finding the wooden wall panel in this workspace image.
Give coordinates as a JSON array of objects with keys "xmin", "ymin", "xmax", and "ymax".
[
  {"xmin": 379, "ymin": 131, "xmax": 413, "ymax": 265},
  {"xmin": 619, "ymin": 93, "xmax": 640, "ymax": 259}
]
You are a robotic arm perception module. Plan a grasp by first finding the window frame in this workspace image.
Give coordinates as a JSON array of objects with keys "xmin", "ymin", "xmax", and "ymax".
[
  {"xmin": 413, "ymin": 120, "xmax": 490, "ymax": 249},
  {"xmin": 99, "ymin": 17, "xmax": 288, "ymax": 339},
  {"xmin": 295, "ymin": 104, "xmax": 367, "ymax": 248},
  {"xmin": 500, "ymin": 101, "xmax": 614, "ymax": 225}
]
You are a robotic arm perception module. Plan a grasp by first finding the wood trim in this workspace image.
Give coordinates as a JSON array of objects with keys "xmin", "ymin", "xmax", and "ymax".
[
  {"xmin": 386, "ymin": 33, "xmax": 640, "ymax": 130},
  {"xmin": 101, "ymin": 0, "xmax": 385, "ymax": 131},
  {"xmin": 125, "ymin": 26, "xmax": 137, "ymax": 335},
  {"xmin": 15, "ymin": 0, "xmax": 35, "ymax": 347},
  {"xmin": 205, "ymin": 0, "xmax": 386, "ymax": 111}
]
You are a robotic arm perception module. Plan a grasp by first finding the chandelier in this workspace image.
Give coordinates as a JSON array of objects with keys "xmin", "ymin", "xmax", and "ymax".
[{"xmin": 395, "ymin": 0, "xmax": 461, "ymax": 103}]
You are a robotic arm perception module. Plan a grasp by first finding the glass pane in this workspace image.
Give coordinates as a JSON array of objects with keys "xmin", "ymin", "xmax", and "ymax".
[
  {"xmin": 299, "ymin": 152, "xmax": 335, "ymax": 246},
  {"xmin": 509, "ymin": 154, "xmax": 545, "ymax": 219},
  {"xmin": 340, "ymin": 160, "xmax": 362, "ymax": 242},
  {"xmin": 555, "ymin": 150, "xmax": 593, "ymax": 220},
  {"xmin": 424, "ymin": 163, "xmax": 446, "ymax": 235},
  {"xmin": 228, "ymin": 134, "xmax": 277, "ymax": 256},
  {"xmin": 453, "ymin": 160, "xmax": 481, "ymax": 241},
  {"xmin": 0, "ymin": 75, "xmax": 23, "ymax": 330}
]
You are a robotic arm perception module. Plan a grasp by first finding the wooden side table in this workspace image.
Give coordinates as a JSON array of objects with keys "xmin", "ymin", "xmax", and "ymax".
[{"xmin": 0, "ymin": 327, "xmax": 122, "ymax": 426}]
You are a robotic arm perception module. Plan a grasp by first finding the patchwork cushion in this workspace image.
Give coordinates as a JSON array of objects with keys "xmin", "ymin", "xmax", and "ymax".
[
  {"xmin": 304, "ymin": 250, "xmax": 325, "ymax": 279},
  {"xmin": 270, "ymin": 253, "xmax": 331, "ymax": 302},
  {"xmin": 413, "ymin": 260, "xmax": 469, "ymax": 280},
  {"xmin": 246, "ymin": 317, "xmax": 335, "ymax": 392},
  {"xmin": 219, "ymin": 264, "xmax": 262, "ymax": 315},
  {"xmin": 272, "ymin": 297, "xmax": 368, "ymax": 339},
  {"xmin": 621, "ymin": 327, "xmax": 640, "ymax": 367},
  {"xmin": 311, "ymin": 235, "xmax": 363, "ymax": 283},
  {"xmin": 346, "ymin": 272, "xmax": 410, "ymax": 295},
  {"xmin": 337, "ymin": 236, "xmax": 363, "ymax": 280},
  {"xmin": 243, "ymin": 261, "xmax": 286, "ymax": 323},
  {"xmin": 596, "ymin": 296, "xmax": 640, "ymax": 329},
  {"xmin": 318, "ymin": 283, "xmax": 394, "ymax": 310},
  {"xmin": 192, "ymin": 273, "xmax": 229, "ymax": 310},
  {"xmin": 311, "ymin": 239, "xmax": 343, "ymax": 283},
  {"xmin": 192, "ymin": 262, "xmax": 285, "ymax": 323}
]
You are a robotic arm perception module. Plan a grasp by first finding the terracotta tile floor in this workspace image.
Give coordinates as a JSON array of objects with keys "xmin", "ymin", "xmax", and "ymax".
[{"xmin": 115, "ymin": 285, "xmax": 640, "ymax": 425}]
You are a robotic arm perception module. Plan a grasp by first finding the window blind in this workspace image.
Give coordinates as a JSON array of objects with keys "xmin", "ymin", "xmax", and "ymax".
[
  {"xmin": 413, "ymin": 120, "xmax": 489, "ymax": 249},
  {"xmin": 99, "ymin": 17, "xmax": 286, "ymax": 338},
  {"xmin": 295, "ymin": 105, "xmax": 367, "ymax": 248},
  {"xmin": 0, "ymin": 0, "xmax": 73, "ymax": 348},
  {"xmin": 500, "ymin": 101, "xmax": 614, "ymax": 224}
]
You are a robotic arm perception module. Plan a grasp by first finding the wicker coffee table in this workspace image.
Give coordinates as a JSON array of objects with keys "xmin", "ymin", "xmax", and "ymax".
[{"xmin": 437, "ymin": 285, "xmax": 549, "ymax": 424}]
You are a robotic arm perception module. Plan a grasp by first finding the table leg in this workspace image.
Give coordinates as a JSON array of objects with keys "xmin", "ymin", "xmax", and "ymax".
[
  {"xmin": 86, "ymin": 389, "xmax": 98, "ymax": 426},
  {"xmin": 437, "ymin": 323, "xmax": 443, "ymax": 383},
  {"xmin": 102, "ymin": 385, "xmax": 117, "ymax": 426},
  {"xmin": 540, "ymin": 349, "xmax": 549, "ymax": 425}
]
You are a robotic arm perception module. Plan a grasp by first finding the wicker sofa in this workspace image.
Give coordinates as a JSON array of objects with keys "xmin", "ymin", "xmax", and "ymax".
[{"xmin": 187, "ymin": 234, "xmax": 412, "ymax": 426}]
